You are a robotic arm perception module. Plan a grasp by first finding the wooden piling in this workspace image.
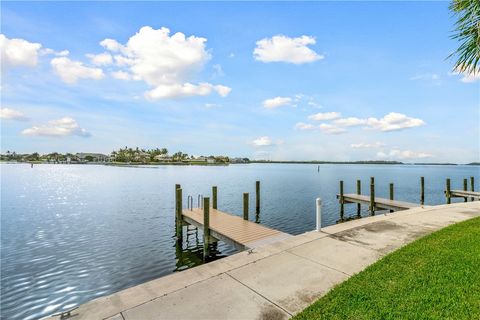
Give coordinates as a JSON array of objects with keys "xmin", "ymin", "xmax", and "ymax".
[
  {"xmin": 255, "ymin": 181, "xmax": 260, "ymax": 214},
  {"xmin": 175, "ymin": 187, "xmax": 183, "ymax": 240},
  {"xmin": 339, "ymin": 180, "xmax": 344, "ymax": 221},
  {"xmin": 389, "ymin": 183, "xmax": 394, "ymax": 213},
  {"xmin": 420, "ymin": 176, "xmax": 425, "ymax": 205},
  {"xmin": 243, "ymin": 193, "xmax": 249, "ymax": 220},
  {"xmin": 356, "ymin": 179, "xmax": 361, "ymax": 217},
  {"xmin": 462, "ymin": 178, "xmax": 468, "ymax": 202},
  {"xmin": 370, "ymin": 177, "xmax": 375, "ymax": 215},
  {"xmin": 471, "ymin": 177, "xmax": 475, "ymax": 201},
  {"xmin": 446, "ymin": 178, "xmax": 451, "ymax": 204},
  {"xmin": 212, "ymin": 186, "xmax": 218, "ymax": 209},
  {"xmin": 203, "ymin": 197, "xmax": 210, "ymax": 258}
]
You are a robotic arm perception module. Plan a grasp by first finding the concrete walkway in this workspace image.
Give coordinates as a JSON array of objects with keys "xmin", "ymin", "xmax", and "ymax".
[{"xmin": 51, "ymin": 202, "xmax": 480, "ymax": 320}]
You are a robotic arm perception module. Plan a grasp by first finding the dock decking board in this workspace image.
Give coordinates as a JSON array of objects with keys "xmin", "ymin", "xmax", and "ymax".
[
  {"xmin": 337, "ymin": 194, "xmax": 420, "ymax": 211},
  {"xmin": 182, "ymin": 208, "xmax": 291, "ymax": 250}
]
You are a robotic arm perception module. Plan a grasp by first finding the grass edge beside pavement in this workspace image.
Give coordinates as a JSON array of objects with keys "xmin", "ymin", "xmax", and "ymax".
[{"xmin": 293, "ymin": 216, "xmax": 480, "ymax": 320}]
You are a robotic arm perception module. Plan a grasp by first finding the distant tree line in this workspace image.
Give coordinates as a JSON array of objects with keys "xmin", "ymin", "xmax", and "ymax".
[
  {"xmin": 1, "ymin": 151, "xmax": 78, "ymax": 162},
  {"xmin": 1, "ymin": 148, "xmax": 232, "ymax": 164}
]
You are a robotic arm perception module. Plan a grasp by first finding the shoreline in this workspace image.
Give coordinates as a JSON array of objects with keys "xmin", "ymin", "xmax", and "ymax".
[
  {"xmin": 47, "ymin": 202, "xmax": 480, "ymax": 320},
  {"xmin": 1, "ymin": 161, "xmax": 478, "ymax": 166}
]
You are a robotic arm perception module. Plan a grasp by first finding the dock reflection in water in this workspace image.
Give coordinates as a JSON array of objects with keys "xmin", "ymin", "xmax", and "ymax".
[{"xmin": 174, "ymin": 226, "xmax": 229, "ymax": 271}]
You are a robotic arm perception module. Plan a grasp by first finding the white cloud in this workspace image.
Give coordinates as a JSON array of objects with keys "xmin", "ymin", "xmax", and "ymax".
[
  {"xmin": 100, "ymin": 38, "xmax": 123, "ymax": 52},
  {"xmin": 254, "ymin": 35, "xmax": 323, "ymax": 64},
  {"xmin": 86, "ymin": 52, "xmax": 113, "ymax": 66},
  {"xmin": 0, "ymin": 107, "xmax": 29, "ymax": 121},
  {"xmin": 295, "ymin": 122, "xmax": 315, "ymax": 130},
  {"xmin": 212, "ymin": 64, "xmax": 224, "ymax": 77},
  {"xmin": 113, "ymin": 54, "xmax": 132, "ymax": 67},
  {"xmin": 41, "ymin": 48, "xmax": 69, "ymax": 57},
  {"xmin": 333, "ymin": 117, "xmax": 367, "ymax": 127},
  {"xmin": 377, "ymin": 149, "xmax": 433, "ymax": 160},
  {"xmin": 449, "ymin": 65, "xmax": 480, "ymax": 83},
  {"xmin": 297, "ymin": 112, "xmax": 424, "ymax": 134},
  {"xmin": 459, "ymin": 72, "xmax": 480, "ymax": 83},
  {"xmin": 0, "ymin": 34, "xmax": 42, "ymax": 68},
  {"xmin": 51, "ymin": 57, "xmax": 104, "ymax": 84},
  {"xmin": 21, "ymin": 117, "xmax": 90, "ymax": 137},
  {"xmin": 410, "ymin": 73, "xmax": 440, "ymax": 81},
  {"xmin": 263, "ymin": 96, "xmax": 293, "ymax": 109},
  {"xmin": 252, "ymin": 136, "xmax": 273, "ymax": 146},
  {"xmin": 366, "ymin": 112, "xmax": 425, "ymax": 132},
  {"xmin": 307, "ymin": 101, "xmax": 322, "ymax": 108},
  {"xmin": 101, "ymin": 26, "xmax": 230, "ymax": 99},
  {"xmin": 350, "ymin": 142, "xmax": 385, "ymax": 149},
  {"xmin": 145, "ymin": 83, "xmax": 231, "ymax": 100},
  {"xmin": 308, "ymin": 112, "xmax": 341, "ymax": 121},
  {"xmin": 263, "ymin": 94, "xmax": 320, "ymax": 109},
  {"xmin": 319, "ymin": 123, "xmax": 346, "ymax": 134},
  {"xmin": 111, "ymin": 70, "xmax": 132, "ymax": 80},
  {"xmin": 204, "ymin": 103, "xmax": 220, "ymax": 108},
  {"xmin": 215, "ymin": 85, "xmax": 232, "ymax": 97}
]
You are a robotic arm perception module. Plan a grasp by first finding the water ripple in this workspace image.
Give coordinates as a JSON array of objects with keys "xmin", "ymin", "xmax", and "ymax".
[{"xmin": 1, "ymin": 163, "xmax": 477, "ymax": 319}]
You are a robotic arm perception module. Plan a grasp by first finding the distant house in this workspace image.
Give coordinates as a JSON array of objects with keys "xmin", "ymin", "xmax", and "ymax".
[
  {"xmin": 134, "ymin": 152, "xmax": 150, "ymax": 162},
  {"xmin": 195, "ymin": 156, "xmax": 207, "ymax": 162},
  {"xmin": 76, "ymin": 153, "xmax": 109, "ymax": 162},
  {"xmin": 154, "ymin": 154, "xmax": 173, "ymax": 162},
  {"xmin": 207, "ymin": 157, "xmax": 216, "ymax": 164},
  {"xmin": 230, "ymin": 157, "xmax": 249, "ymax": 164}
]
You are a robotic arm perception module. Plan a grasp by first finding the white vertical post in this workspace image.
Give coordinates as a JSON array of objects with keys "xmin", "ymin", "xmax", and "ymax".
[{"xmin": 316, "ymin": 198, "xmax": 322, "ymax": 231}]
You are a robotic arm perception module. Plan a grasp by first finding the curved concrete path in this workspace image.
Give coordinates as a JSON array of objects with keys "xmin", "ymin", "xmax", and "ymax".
[{"xmin": 49, "ymin": 202, "xmax": 480, "ymax": 320}]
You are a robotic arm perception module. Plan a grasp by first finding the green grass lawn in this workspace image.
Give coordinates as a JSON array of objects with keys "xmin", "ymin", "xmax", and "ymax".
[{"xmin": 294, "ymin": 217, "xmax": 480, "ymax": 320}]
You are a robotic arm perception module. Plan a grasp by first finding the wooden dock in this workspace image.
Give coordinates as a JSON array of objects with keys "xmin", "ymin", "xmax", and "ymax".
[
  {"xmin": 445, "ymin": 177, "xmax": 478, "ymax": 203},
  {"xmin": 449, "ymin": 190, "xmax": 480, "ymax": 200},
  {"xmin": 175, "ymin": 182, "xmax": 291, "ymax": 256},
  {"xmin": 336, "ymin": 177, "xmax": 423, "ymax": 220},
  {"xmin": 338, "ymin": 194, "xmax": 420, "ymax": 211},
  {"xmin": 182, "ymin": 208, "xmax": 291, "ymax": 250}
]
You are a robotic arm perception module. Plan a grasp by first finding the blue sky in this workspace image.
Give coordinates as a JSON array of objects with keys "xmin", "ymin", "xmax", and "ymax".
[{"xmin": 1, "ymin": 1, "xmax": 479, "ymax": 162}]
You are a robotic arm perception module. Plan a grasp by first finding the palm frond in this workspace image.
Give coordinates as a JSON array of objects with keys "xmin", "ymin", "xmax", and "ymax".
[{"xmin": 449, "ymin": 0, "xmax": 480, "ymax": 74}]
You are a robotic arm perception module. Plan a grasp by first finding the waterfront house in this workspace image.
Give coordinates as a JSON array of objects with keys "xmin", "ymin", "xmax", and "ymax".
[
  {"xmin": 154, "ymin": 154, "xmax": 173, "ymax": 162},
  {"xmin": 76, "ymin": 153, "xmax": 109, "ymax": 162},
  {"xmin": 133, "ymin": 152, "xmax": 150, "ymax": 162},
  {"xmin": 207, "ymin": 157, "xmax": 216, "ymax": 164},
  {"xmin": 230, "ymin": 157, "xmax": 249, "ymax": 164}
]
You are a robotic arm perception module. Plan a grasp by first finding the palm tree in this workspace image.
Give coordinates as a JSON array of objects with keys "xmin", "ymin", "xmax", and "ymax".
[{"xmin": 449, "ymin": 0, "xmax": 480, "ymax": 73}]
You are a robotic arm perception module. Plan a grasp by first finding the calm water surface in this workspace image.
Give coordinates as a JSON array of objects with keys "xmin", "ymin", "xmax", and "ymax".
[{"xmin": 1, "ymin": 163, "xmax": 478, "ymax": 319}]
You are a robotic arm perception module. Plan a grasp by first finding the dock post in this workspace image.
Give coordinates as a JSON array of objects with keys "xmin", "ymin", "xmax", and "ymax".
[
  {"xmin": 316, "ymin": 198, "xmax": 322, "ymax": 231},
  {"xmin": 255, "ymin": 181, "xmax": 260, "ymax": 214},
  {"xmin": 420, "ymin": 177, "xmax": 425, "ymax": 205},
  {"xmin": 356, "ymin": 179, "xmax": 361, "ymax": 217},
  {"xmin": 203, "ymin": 197, "xmax": 210, "ymax": 259},
  {"xmin": 370, "ymin": 177, "xmax": 375, "ymax": 215},
  {"xmin": 446, "ymin": 178, "xmax": 451, "ymax": 204},
  {"xmin": 212, "ymin": 186, "xmax": 218, "ymax": 209},
  {"xmin": 389, "ymin": 183, "xmax": 394, "ymax": 213},
  {"xmin": 243, "ymin": 193, "xmax": 249, "ymax": 220},
  {"xmin": 339, "ymin": 181, "xmax": 344, "ymax": 221},
  {"xmin": 471, "ymin": 177, "xmax": 475, "ymax": 201},
  {"xmin": 175, "ymin": 187, "xmax": 183, "ymax": 240},
  {"xmin": 463, "ymin": 178, "xmax": 468, "ymax": 202}
]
